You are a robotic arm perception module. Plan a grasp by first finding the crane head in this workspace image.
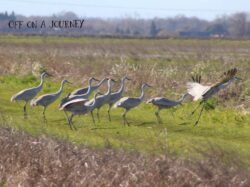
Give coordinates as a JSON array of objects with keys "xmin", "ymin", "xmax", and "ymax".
[
  {"xmin": 109, "ymin": 78, "xmax": 117, "ymax": 83},
  {"xmin": 94, "ymin": 92, "xmax": 103, "ymax": 98},
  {"xmin": 124, "ymin": 76, "xmax": 132, "ymax": 81},
  {"xmin": 234, "ymin": 77, "xmax": 242, "ymax": 81},
  {"xmin": 41, "ymin": 71, "xmax": 52, "ymax": 78},
  {"xmin": 90, "ymin": 77, "xmax": 100, "ymax": 82},
  {"xmin": 88, "ymin": 77, "xmax": 100, "ymax": 85},
  {"xmin": 144, "ymin": 83, "xmax": 152, "ymax": 88},
  {"xmin": 62, "ymin": 79, "xmax": 72, "ymax": 85}
]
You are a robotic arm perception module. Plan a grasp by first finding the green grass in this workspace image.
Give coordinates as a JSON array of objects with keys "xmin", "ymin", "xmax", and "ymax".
[{"xmin": 1, "ymin": 75, "xmax": 250, "ymax": 166}]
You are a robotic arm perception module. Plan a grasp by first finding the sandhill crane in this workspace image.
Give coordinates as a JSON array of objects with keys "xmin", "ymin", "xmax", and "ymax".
[
  {"xmin": 106, "ymin": 76, "xmax": 131, "ymax": 121},
  {"xmin": 10, "ymin": 72, "xmax": 51, "ymax": 117},
  {"xmin": 70, "ymin": 77, "xmax": 107, "ymax": 96},
  {"xmin": 187, "ymin": 68, "xmax": 242, "ymax": 126},
  {"xmin": 59, "ymin": 92, "xmax": 102, "ymax": 129},
  {"xmin": 31, "ymin": 79, "xmax": 71, "ymax": 120},
  {"xmin": 113, "ymin": 83, "xmax": 151, "ymax": 125},
  {"xmin": 59, "ymin": 77, "xmax": 105, "ymax": 108},
  {"xmin": 86, "ymin": 78, "xmax": 116, "ymax": 122},
  {"xmin": 147, "ymin": 93, "xmax": 190, "ymax": 123}
]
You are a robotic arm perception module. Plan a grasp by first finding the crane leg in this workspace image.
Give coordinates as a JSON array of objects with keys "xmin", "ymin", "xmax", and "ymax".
[
  {"xmin": 69, "ymin": 114, "xmax": 73, "ymax": 124},
  {"xmin": 23, "ymin": 102, "xmax": 27, "ymax": 118},
  {"xmin": 108, "ymin": 104, "xmax": 111, "ymax": 122},
  {"xmin": 122, "ymin": 110, "xmax": 126, "ymax": 126},
  {"xmin": 194, "ymin": 103, "xmax": 205, "ymax": 126},
  {"xmin": 68, "ymin": 114, "xmax": 73, "ymax": 130},
  {"xmin": 155, "ymin": 108, "xmax": 162, "ymax": 124},
  {"xmin": 69, "ymin": 114, "xmax": 77, "ymax": 130},
  {"xmin": 64, "ymin": 111, "xmax": 70, "ymax": 125},
  {"xmin": 43, "ymin": 107, "xmax": 47, "ymax": 123},
  {"xmin": 122, "ymin": 109, "xmax": 129, "ymax": 126},
  {"xmin": 96, "ymin": 108, "xmax": 100, "ymax": 122},
  {"xmin": 190, "ymin": 104, "xmax": 200, "ymax": 116},
  {"xmin": 191, "ymin": 101, "xmax": 204, "ymax": 116},
  {"xmin": 91, "ymin": 111, "xmax": 95, "ymax": 124}
]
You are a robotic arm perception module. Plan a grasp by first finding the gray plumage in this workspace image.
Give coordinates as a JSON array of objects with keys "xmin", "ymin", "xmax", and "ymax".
[
  {"xmin": 31, "ymin": 79, "xmax": 71, "ymax": 120},
  {"xmin": 114, "ymin": 83, "xmax": 151, "ymax": 125},
  {"xmin": 107, "ymin": 76, "xmax": 131, "ymax": 121},
  {"xmin": 59, "ymin": 77, "xmax": 106, "ymax": 108},
  {"xmin": 70, "ymin": 77, "xmax": 107, "ymax": 96},
  {"xmin": 86, "ymin": 78, "xmax": 115, "ymax": 121},
  {"xmin": 10, "ymin": 72, "xmax": 50, "ymax": 116},
  {"xmin": 59, "ymin": 92, "xmax": 102, "ymax": 129},
  {"xmin": 147, "ymin": 93, "xmax": 190, "ymax": 123}
]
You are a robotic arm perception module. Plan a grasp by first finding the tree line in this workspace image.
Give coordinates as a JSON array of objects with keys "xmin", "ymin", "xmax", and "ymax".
[{"xmin": 1, "ymin": 11, "xmax": 250, "ymax": 38}]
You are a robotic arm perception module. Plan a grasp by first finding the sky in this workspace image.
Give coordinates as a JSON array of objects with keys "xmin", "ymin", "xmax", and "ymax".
[{"xmin": 1, "ymin": 0, "xmax": 250, "ymax": 20}]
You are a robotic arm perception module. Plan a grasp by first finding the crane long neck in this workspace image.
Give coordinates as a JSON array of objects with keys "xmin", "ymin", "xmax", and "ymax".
[
  {"xmin": 85, "ymin": 80, "xmax": 92, "ymax": 96},
  {"xmin": 37, "ymin": 75, "xmax": 45, "ymax": 90},
  {"xmin": 117, "ymin": 78, "xmax": 126, "ymax": 94},
  {"xmin": 223, "ymin": 78, "xmax": 235, "ymax": 87},
  {"xmin": 139, "ymin": 85, "xmax": 145, "ymax": 100},
  {"xmin": 105, "ymin": 80, "xmax": 112, "ymax": 95},
  {"xmin": 56, "ymin": 81, "xmax": 65, "ymax": 96},
  {"xmin": 177, "ymin": 94, "xmax": 187, "ymax": 103},
  {"xmin": 97, "ymin": 79, "xmax": 106, "ymax": 88},
  {"xmin": 89, "ymin": 94, "xmax": 99, "ymax": 109}
]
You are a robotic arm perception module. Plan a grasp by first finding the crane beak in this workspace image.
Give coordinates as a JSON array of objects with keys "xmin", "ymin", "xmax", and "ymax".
[
  {"xmin": 146, "ymin": 84, "xmax": 153, "ymax": 88},
  {"xmin": 110, "ymin": 78, "xmax": 117, "ymax": 83},
  {"xmin": 46, "ymin": 73, "xmax": 53, "ymax": 77},
  {"xmin": 126, "ymin": 77, "xmax": 132, "ymax": 81},
  {"xmin": 67, "ymin": 81, "xmax": 73, "ymax": 84},
  {"xmin": 93, "ymin": 77, "xmax": 100, "ymax": 82},
  {"xmin": 97, "ymin": 92, "xmax": 104, "ymax": 95},
  {"xmin": 95, "ymin": 92, "xmax": 104, "ymax": 97},
  {"xmin": 235, "ymin": 77, "xmax": 243, "ymax": 81}
]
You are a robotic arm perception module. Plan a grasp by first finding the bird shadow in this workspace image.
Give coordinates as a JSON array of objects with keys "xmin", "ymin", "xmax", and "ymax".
[
  {"xmin": 136, "ymin": 121, "xmax": 156, "ymax": 127},
  {"xmin": 177, "ymin": 122, "xmax": 190, "ymax": 126},
  {"xmin": 172, "ymin": 128, "xmax": 190, "ymax": 133},
  {"xmin": 90, "ymin": 127, "xmax": 118, "ymax": 130}
]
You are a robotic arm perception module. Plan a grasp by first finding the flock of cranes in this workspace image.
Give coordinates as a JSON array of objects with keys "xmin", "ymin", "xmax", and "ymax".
[{"xmin": 10, "ymin": 68, "xmax": 241, "ymax": 129}]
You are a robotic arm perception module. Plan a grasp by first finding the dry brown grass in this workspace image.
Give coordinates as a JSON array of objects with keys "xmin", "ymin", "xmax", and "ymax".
[{"xmin": 0, "ymin": 126, "xmax": 249, "ymax": 187}]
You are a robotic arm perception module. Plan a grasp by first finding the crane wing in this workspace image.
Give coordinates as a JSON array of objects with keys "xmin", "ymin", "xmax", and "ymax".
[
  {"xmin": 113, "ymin": 97, "xmax": 130, "ymax": 108},
  {"xmin": 187, "ymin": 82, "xmax": 210, "ymax": 101},
  {"xmin": 201, "ymin": 68, "xmax": 238, "ymax": 100},
  {"xmin": 220, "ymin": 68, "xmax": 237, "ymax": 83},
  {"xmin": 70, "ymin": 87, "xmax": 88, "ymax": 96},
  {"xmin": 59, "ymin": 98, "xmax": 88, "ymax": 110},
  {"xmin": 191, "ymin": 74, "xmax": 202, "ymax": 83},
  {"xmin": 151, "ymin": 97, "xmax": 179, "ymax": 107}
]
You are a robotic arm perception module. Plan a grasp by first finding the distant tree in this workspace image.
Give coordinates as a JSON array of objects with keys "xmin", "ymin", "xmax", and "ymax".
[
  {"xmin": 150, "ymin": 21, "xmax": 158, "ymax": 37},
  {"xmin": 10, "ymin": 11, "xmax": 16, "ymax": 20},
  {"xmin": 229, "ymin": 12, "xmax": 247, "ymax": 37},
  {"xmin": 125, "ymin": 28, "xmax": 130, "ymax": 35},
  {"xmin": 133, "ymin": 30, "xmax": 140, "ymax": 36},
  {"xmin": 0, "ymin": 11, "xmax": 16, "ymax": 21},
  {"xmin": 245, "ymin": 22, "xmax": 250, "ymax": 36},
  {"xmin": 206, "ymin": 23, "xmax": 228, "ymax": 35},
  {"xmin": 115, "ymin": 27, "xmax": 120, "ymax": 34}
]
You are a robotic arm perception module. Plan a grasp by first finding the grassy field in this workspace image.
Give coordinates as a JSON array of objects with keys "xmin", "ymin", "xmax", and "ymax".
[{"xmin": 0, "ymin": 35, "xmax": 250, "ymax": 168}]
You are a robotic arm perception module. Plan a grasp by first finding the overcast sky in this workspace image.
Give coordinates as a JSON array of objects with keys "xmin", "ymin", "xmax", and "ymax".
[{"xmin": 1, "ymin": 0, "xmax": 250, "ymax": 20}]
